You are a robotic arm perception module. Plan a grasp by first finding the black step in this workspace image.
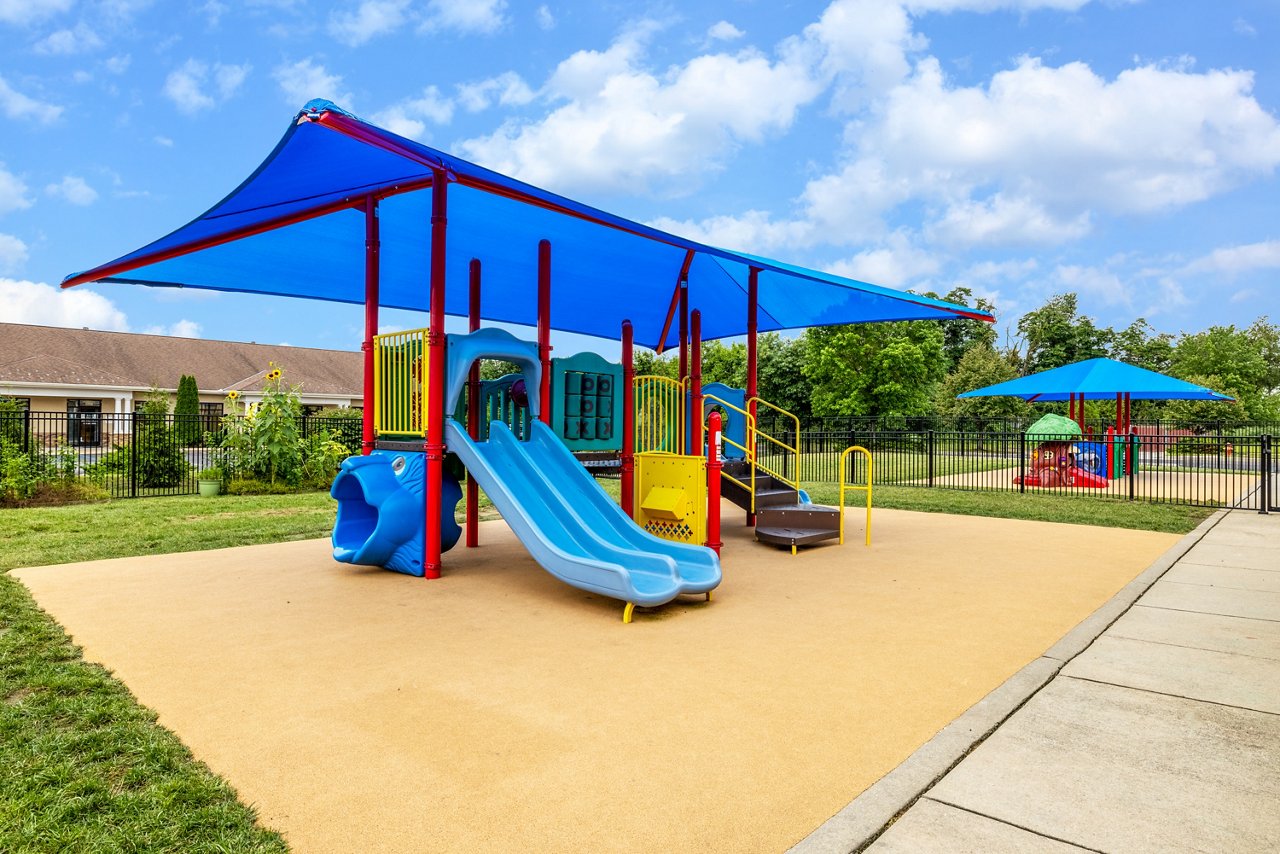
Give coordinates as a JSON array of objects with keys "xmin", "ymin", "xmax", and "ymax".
[
  {"xmin": 755, "ymin": 504, "xmax": 841, "ymax": 551},
  {"xmin": 754, "ymin": 486, "xmax": 799, "ymax": 507},
  {"xmin": 755, "ymin": 526, "xmax": 841, "ymax": 548}
]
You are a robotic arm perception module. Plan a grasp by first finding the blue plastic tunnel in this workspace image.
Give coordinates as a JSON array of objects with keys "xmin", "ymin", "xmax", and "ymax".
[{"xmin": 330, "ymin": 450, "xmax": 461, "ymax": 576}]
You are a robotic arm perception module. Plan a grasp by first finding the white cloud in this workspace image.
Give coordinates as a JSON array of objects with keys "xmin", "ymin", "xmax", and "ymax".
[
  {"xmin": 803, "ymin": 0, "xmax": 926, "ymax": 110},
  {"xmin": 104, "ymin": 54, "xmax": 131, "ymax": 74},
  {"xmin": 1183, "ymin": 239, "xmax": 1280, "ymax": 276},
  {"xmin": 34, "ymin": 22, "xmax": 103, "ymax": 55},
  {"xmin": 535, "ymin": 4, "xmax": 554, "ymax": 30},
  {"xmin": 458, "ymin": 21, "xmax": 824, "ymax": 194},
  {"xmin": 647, "ymin": 210, "xmax": 814, "ymax": 254},
  {"xmin": 144, "ymin": 319, "xmax": 202, "ymax": 338},
  {"xmin": 273, "ymin": 58, "xmax": 352, "ymax": 108},
  {"xmin": 0, "ymin": 279, "xmax": 129, "ymax": 331},
  {"xmin": 0, "ymin": 0, "xmax": 72, "ymax": 26},
  {"xmin": 0, "ymin": 75, "xmax": 63, "ymax": 124},
  {"xmin": 0, "ymin": 235, "xmax": 28, "ymax": 274},
  {"xmin": 0, "ymin": 164, "xmax": 32, "ymax": 215},
  {"xmin": 906, "ymin": 0, "xmax": 1092, "ymax": 10},
  {"xmin": 1234, "ymin": 18, "xmax": 1256, "ymax": 37},
  {"xmin": 422, "ymin": 0, "xmax": 506, "ymax": 34},
  {"xmin": 163, "ymin": 59, "xmax": 251, "ymax": 114},
  {"xmin": 1053, "ymin": 264, "xmax": 1133, "ymax": 307},
  {"xmin": 328, "ymin": 0, "xmax": 409, "ymax": 46},
  {"xmin": 796, "ymin": 55, "xmax": 1280, "ymax": 246},
  {"xmin": 927, "ymin": 194, "xmax": 1091, "ymax": 246},
  {"xmin": 45, "ymin": 175, "xmax": 98, "ymax": 206},
  {"xmin": 707, "ymin": 20, "xmax": 745, "ymax": 41},
  {"xmin": 455, "ymin": 72, "xmax": 534, "ymax": 112},
  {"xmin": 373, "ymin": 85, "xmax": 454, "ymax": 139},
  {"xmin": 154, "ymin": 135, "xmax": 174, "ymax": 147},
  {"xmin": 827, "ymin": 231, "xmax": 941, "ymax": 287}
]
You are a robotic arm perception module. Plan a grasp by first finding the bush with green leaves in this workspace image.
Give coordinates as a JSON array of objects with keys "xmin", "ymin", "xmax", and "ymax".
[
  {"xmin": 174, "ymin": 373, "xmax": 201, "ymax": 445},
  {"xmin": 88, "ymin": 392, "xmax": 190, "ymax": 489}
]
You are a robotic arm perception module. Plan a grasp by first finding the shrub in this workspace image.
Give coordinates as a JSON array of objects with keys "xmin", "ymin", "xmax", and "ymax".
[
  {"xmin": 225, "ymin": 477, "xmax": 296, "ymax": 495},
  {"xmin": 174, "ymin": 374, "xmax": 201, "ymax": 445}
]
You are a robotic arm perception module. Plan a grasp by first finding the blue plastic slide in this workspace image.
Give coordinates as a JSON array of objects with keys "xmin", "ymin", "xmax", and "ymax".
[{"xmin": 444, "ymin": 418, "xmax": 721, "ymax": 608}]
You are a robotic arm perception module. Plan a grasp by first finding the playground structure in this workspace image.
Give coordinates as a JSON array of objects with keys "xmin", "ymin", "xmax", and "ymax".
[{"xmin": 61, "ymin": 100, "xmax": 993, "ymax": 621}]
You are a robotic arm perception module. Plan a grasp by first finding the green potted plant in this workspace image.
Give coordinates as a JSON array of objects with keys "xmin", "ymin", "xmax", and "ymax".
[{"xmin": 196, "ymin": 465, "xmax": 223, "ymax": 497}]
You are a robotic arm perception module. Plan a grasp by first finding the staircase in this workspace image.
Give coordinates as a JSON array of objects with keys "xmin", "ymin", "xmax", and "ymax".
[{"xmin": 720, "ymin": 459, "xmax": 841, "ymax": 554}]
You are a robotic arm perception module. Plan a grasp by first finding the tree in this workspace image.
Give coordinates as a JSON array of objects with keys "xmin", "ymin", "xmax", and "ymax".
[
  {"xmin": 1171, "ymin": 319, "xmax": 1280, "ymax": 419},
  {"xmin": 931, "ymin": 287, "xmax": 998, "ymax": 370},
  {"xmin": 1109, "ymin": 319, "xmax": 1174, "ymax": 373},
  {"xmin": 1015, "ymin": 293, "xmax": 1111, "ymax": 374},
  {"xmin": 1163, "ymin": 375, "xmax": 1248, "ymax": 432},
  {"xmin": 934, "ymin": 345, "xmax": 1029, "ymax": 423},
  {"xmin": 803, "ymin": 321, "xmax": 947, "ymax": 417},
  {"xmin": 174, "ymin": 374, "xmax": 200, "ymax": 445},
  {"xmin": 756, "ymin": 333, "xmax": 811, "ymax": 422}
]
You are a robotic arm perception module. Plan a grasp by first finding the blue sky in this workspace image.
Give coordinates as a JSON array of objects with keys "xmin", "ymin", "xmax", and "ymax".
[{"xmin": 1, "ymin": 0, "xmax": 1278, "ymax": 355}]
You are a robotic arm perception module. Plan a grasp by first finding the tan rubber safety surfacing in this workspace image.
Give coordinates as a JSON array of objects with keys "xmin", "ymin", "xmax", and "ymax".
[{"xmin": 15, "ymin": 507, "xmax": 1177, "ymax": 853}]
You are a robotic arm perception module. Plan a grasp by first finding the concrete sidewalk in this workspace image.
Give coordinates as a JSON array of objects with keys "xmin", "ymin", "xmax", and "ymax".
[{"xmin": 797, "ymin": 510, "xmax": 1280, "ymax": 853}]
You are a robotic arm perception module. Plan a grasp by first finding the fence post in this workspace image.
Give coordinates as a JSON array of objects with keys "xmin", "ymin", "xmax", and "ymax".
[
  {"xmin": 927, "ymin": 429, "xmax": 935, "ymax": 487},
  {"xmin": 1127, "ymin": 431, "xmax": 1137, "ymax": 501},
  {"xmin": 22, "ymin": 407, "xmax": 31, "ymax": 455},
  {"xmin": 1261, "ymin": 434, "xmax": 1272, "ymax": 515},
  {"xmin": 1018, "ymin": 431, "xmax": 1026, "ymax": 494},
  {"xmin": 129, "ymin": 410, "xmax": 139, "ymax": 499}
]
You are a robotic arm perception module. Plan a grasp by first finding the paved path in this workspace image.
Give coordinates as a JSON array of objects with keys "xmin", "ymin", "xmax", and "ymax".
[{"xmin": 793, "ymin": 509, "xmax": 1279, "ymax": 853}]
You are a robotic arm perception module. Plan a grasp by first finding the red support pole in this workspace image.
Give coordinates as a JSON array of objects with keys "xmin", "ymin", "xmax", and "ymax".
[
  {"xmin": 746, "ymin": 266, "xmax": 759, "ymax": 527},
  {"xmin": 537, "ymin": 239, "xmax": 552, "ymax": 426},
  {"xmin": 423, "ymin": 170, "xmax": 448, "ymax": 580},
  {"xmin": 706, "ymin": 411, "xmax": 722, "ymax": 556},
  {"xmin": 678, "ymin": 283, "xmax": 689, "ymax": 383},
  {"xmin": 361, "ymin": 196, "xmax": 380, "ymax": 455},
  {"xmin": 466, "ymin": 258, "xmax": 481, "ymax": 548},
  {"xmin": 691, "ymin": 309, "xmax": 703, "ymax": 454},
  {"xmin": 621, "ymin": 320, "xmax": 635, "ymax": 517}
]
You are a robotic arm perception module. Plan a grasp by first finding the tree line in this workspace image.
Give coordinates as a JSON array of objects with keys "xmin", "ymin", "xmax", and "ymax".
[{"xmin": 633, "ymin": 290, "xmax": 1280, "ymax": 428}]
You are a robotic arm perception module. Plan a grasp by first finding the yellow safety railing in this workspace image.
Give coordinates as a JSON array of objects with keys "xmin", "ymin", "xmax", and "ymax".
[
  {"xmin": 703, "ymin": 392, "xmax": 757, "ymax": 511},
  {"xmin": 839, "ymin": 446, "xmax": 873, "ymax": 546},
  {"xmin": 748, "ymin": 396, "xmax": 800, "ymax": 491},
  {"xmin": 634, "ymin": 375, "xmax": 686, "ymax": 455},
  {"xmin": 372, "ymin": 327, "xmax": 428, "ymax": 437}
]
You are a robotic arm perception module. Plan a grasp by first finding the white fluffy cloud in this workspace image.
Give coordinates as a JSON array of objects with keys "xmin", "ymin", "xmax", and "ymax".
[
  {"xmin": 328, "ymin": 0, "xmax": 409, "ymax": 46},
  {"xmin": 0, "ymin": 235, "xmax": 28, "ymax": 274},
  {"xmin": 0, "ymin": 0, "xmax": 72, "ymax": 26},
  {"xmin": 827, "ymin": 232, "xmax": 941, "ymax": 287},
  {"xmin": 0, "ymin": 75, "xmax": 63, "ymax": 124},
  {"xmin": 455, "ymin": 72, "xmax": 534, "ymax": 112},
  {"xmin": 647, "ymin": 210, "xmax": 814, "ymax": 254},
  {"xmin": 45, "ymin": 175, "xmax": 98, "ymax": 206},
  {"xmin": 422, "ymin": 0, "xmax": 506, "ymax": 34},
  {"xmin": 0, "ymin": 164, "xmax": 32, "ymax": 215},
  {"xmin": 0, "ymin": 279, "xmax": 129, "ymax": 331},
  {"xmin": 274, "ymin": 59, "xmax": 353, "ymax": 108},
  {"xmin": 144, "ymin": 319, "xmax": 202, "ymax": 338},
  {"xmin": 1184, "ymin": 239, "xmax": 1280, "ymax": 276},
  {"xmin": 535, "ymin": 5, "xmax": 554, "ymax": 30},
  {"xmin": 33, "ymin": 22, "xmax": 103, "ymax": 55},
  {"xmin": 927, "ymin": 194, "xmax": 1091, "ymax": 246},
  {"xmin": 707, "ymin": 20, "xmax": 745, "ymax": 41},
  {"xmin": 163, "ymin": 59, "xmax": 251, "ymax": 114},
  {"xmin": 458, "ymin": 21, "xmax": 823, "ymax": 193},
  {"xmin": 372, "ymin": 86, "xmax": 454, "ymax": 139}
]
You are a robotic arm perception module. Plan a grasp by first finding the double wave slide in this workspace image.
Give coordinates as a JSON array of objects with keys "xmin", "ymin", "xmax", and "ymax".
[{"xmin": 445, "ymin": 419, "xmax": 721, "ymax": 621}]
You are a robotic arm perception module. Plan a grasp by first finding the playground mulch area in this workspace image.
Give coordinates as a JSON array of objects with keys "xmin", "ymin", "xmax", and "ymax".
[{"xmin": 14, "ymin": 508, "xmax": 1177, "ymax": 853}]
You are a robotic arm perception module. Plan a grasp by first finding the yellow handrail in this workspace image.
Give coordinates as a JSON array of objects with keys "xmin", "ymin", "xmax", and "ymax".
[
  {"xmin": 839, "ymin": 446, "xmax": 872, "ymax": 546},
  {"xmin": 634, "ymin": 375, "xmax": 686, "ymax": 455},
  {"xmin": 703, "ymin": 392, "xmax": 757, "ymax": 512},
  {"xmin": 372, "ymin": 327, "xmax": 429, "ymax": 437},
  {"xmin": 748, "ymin": 396, "xmax": 800, "ymax": 489}
]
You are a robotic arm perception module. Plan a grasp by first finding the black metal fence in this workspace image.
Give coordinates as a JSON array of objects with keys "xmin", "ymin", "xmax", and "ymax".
[
  {"xmin": 755, "ymin": 426, "xmax": 1278, "ymax": 512},
  {"xmin": 755, "ymin": 412, "xmax": 1280, "ymax": 440},
  {"xmin": 0, "ymin": 412, "xmax": 361, "ymax": 501}
]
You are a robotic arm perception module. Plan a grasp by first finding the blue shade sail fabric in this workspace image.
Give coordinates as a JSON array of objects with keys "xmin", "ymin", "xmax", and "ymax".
[
  {"xmin": 957, "ymin": 358, "xmax": 1235, "ymax": 402},
  {"xmin": 62, "ymin": 101, "xmax": 992, "ymax": 350}
]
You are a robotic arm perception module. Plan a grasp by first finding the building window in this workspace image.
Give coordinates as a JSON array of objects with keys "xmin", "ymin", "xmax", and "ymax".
[
  {"xmin": 67, "ymin": 399, "xmax": 102, "ymax": 446},
  {"xmin": 199, "ymin": 402, "xmax": 223, "ymax": 435}
]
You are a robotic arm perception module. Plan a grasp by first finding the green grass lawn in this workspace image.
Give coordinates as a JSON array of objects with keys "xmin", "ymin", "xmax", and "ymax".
[{"xmin": 0, "ymin": 476, "xmax": 1214, "ymax": 851}]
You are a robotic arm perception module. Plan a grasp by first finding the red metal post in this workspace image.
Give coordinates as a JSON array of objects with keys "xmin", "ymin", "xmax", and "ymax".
[
  {"xmin": 690, "ymin": 309, "xmax": 703, "ymax": 454},
  {"xmin": 424, "ymin": 170, "xmax": 448, "ymax": 580},
  {"xmin": 746, "ymin": 266, "xmax": 759, "ymax": 527},
  {"xmin": 361, "ymin": 195, "xmax": 380, "ymax": 456},
  {"xmin": 466, "ymin": 258, "xmax": 481, "ymax": 548},
  {"xmin": 706, "ymin": 411, "xmax": 722, "ymax": 556},
  {"xmin": 621, "ymin": 320, "xmax": 635, "ymax": 517},
  {"xmin": 537, "ymin": 239, "xmax": 552, "ymax": 426}
]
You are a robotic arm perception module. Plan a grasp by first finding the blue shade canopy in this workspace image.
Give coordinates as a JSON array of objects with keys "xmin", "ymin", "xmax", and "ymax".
[
  {"xmin": 958, "ymin": 358, "xmax": 1235, "ymax": 402},
  {"xmin": 62, "ymin": 101, "xmax": 993, "ymax": 350}
]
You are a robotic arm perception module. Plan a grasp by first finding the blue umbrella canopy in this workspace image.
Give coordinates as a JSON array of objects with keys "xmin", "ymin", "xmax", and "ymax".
[
  {"xmin": 61, "ymin": 101, "xmax": 992, "ymax": 350},
  {"xmin": 958, "ymin": 357, "xmax": 1234, "ymax": 402}
]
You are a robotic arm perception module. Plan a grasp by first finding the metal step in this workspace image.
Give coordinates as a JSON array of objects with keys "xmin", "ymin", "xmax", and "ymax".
[{"xmin": 755, "ymin": 504, "xmax": 841, "ymax": 552}]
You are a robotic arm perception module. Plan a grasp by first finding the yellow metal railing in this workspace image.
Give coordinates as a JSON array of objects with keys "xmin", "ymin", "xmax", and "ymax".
[
  {"xmin": 634, "ymin": 375, "xmax": 686, "ymax": 455},
  {"xmin": 372, "ymin": 327, "xmax": 428, "ymax": 437},
  {"xmin": 748, "ymin": 396, "xmax": 800, "ymax": 491},
  {"xmin": 839, "ymin": 445, "xmax": 873, "ymax": 546},
  {"xmin": 703, "ymin": 392, "xmax": 757, "ymax": 512}
]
